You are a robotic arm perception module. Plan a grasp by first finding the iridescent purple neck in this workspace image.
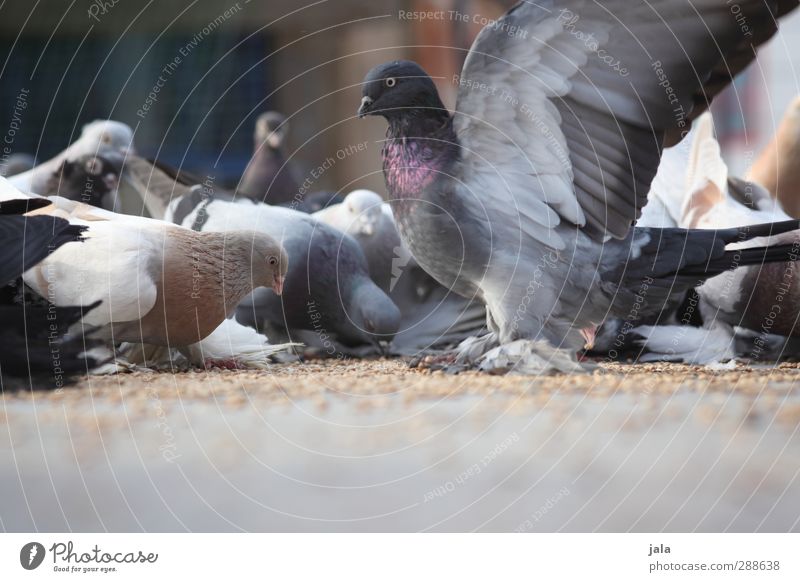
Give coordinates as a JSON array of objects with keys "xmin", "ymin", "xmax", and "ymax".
[{"xmin": 381, "ymin": 114, "xmax": 457, "ymax": 201}]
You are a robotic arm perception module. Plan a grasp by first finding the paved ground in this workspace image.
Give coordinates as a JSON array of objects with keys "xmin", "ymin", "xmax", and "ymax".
[{"xmin": 2, "ymin": 360, "xmax": 799, "ymax": 532}]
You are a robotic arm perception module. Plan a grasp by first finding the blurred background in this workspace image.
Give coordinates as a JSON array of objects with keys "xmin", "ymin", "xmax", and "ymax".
[{"xmin": 0, "ymin": 0, "xmax": 798, "ymax": 195}]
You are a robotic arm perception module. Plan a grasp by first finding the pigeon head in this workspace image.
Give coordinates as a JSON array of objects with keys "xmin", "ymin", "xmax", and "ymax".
[
  {"xmin": 245, "ymin": 232, "xmax": 289, "ymax": 296},
  {"xmin": 49, "ymin": 154, "xmax": 120, "ymax": 207},
  {"xmin": 346, "ymin": 279, "xmax": 401, "ymax": 345},
  {"xmin": 343, "ymin": 189, "xmax": 383, "ymax": 236},
  {"xmin": 358, "ymin": 60, "xmax": 446, "ymax": 121},
  {"xmin": 255, "ymin": 111, "xmax": 288, "ymax": 150},
  {"xmin": 79, "ymin": 120, "xmax": 135, "ymax": 155}
]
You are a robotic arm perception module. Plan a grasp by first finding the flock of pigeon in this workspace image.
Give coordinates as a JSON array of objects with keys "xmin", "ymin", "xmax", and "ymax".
[
  {"xmin": 3, "ymin": 0, "xmax": 800, "ymax": 389},
  {"xmin": 0, "ymin": 114, "xmax": 486, "ymax": 389}
]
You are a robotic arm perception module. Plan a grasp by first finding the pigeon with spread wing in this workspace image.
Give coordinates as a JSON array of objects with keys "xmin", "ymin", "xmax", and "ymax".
[{"xmin": 359, "ymin": 0, "xmax": 800, "ymax": 373}]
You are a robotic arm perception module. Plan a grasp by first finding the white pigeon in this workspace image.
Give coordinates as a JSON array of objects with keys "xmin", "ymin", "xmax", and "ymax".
[
  {"xmin": 633, "ymin": 113, "xmax": 799, "ymax": 364},
  {"xmin": 9, "ymin": 120, "xmax": 134, "ymax": 194},
  {"xmin": 0, "ymin": 176, "xmax": 291, "ymax": 368}
]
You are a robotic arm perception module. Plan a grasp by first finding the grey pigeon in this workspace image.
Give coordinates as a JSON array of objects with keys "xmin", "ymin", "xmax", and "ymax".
[
  {"xmin": 314, "ymin": 189, "xmax": 401, "ymax": 292},
  {"xmin": 123, "ymin": 156, "xmax": 400, "ymax": 351},
  {"xmin": 358, "ymin": 0, "xmax": 800, "ymax": 373},
  {"xmin": 238, "ymin": 111, "xmax": 302, "ymax": 204},
  {"xmin": 147, "ymin": 169, "xmax": 401, "ymax": 350},
  {"xmin": 172, "ymin": 200, "xmax": 401, "ymax": 350},
  {"xmin": 313, "ymin": 189, "xmax": 487, "ymax": 354}
]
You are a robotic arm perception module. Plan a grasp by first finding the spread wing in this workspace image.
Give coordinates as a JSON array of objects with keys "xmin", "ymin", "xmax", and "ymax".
[{"xmin": 454, "ymin": 0, "xmax": 796, "ymax": 248}]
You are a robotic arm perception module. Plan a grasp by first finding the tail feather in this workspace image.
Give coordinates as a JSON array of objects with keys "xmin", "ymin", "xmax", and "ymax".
[
  {"xmin": 723, "ymin": 219, "xmax": 800, "ymax": 241},
  {"xmin": 613, "ymin": 220, "xmax": 800, "ymax": 309},
  {"xmin": 678, "ymin": 243, "xmax": 800, "ymax": 278}
]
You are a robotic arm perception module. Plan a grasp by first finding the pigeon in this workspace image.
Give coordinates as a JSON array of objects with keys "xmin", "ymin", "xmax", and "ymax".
[
  {"xmin": 40, "ymin": 153, "xmax": 121, "ymax": 209},
  {"xmin": 358, "ymin": 0, "xmax": 800, "ymax": 373},
  {"xmin": 0, "ymin": 153, "xmax": 36, "ymax": 177},
  {"xmin": 749, "ymin": 96, "xmax": 800, "ymax": 218},
  {"xmin": 0, "ymin": 199, "xmax": 85, "ymax": 283},
  {"xmin": 312, "ymin": 188, "xmax": 487, "ymax": 354},
  {"xmin": 120, "ymin": 157, "xmax": 401, "ymax": 350},
  {"xmin": 237, "ymin": 111, "xmax": 302, "ymax": 204},
  {"xmin": 0, "ymin": 197, "xmax": 100, "ymax": 389},
  {"xmin": 630, "ymin": 113, "xmax": 800, "ymax": 363},
  {"xmin": 314, "ymin": 189, "xmax": 401, "ymax": 292},
  {"xmin": 8, "ymin": 120, "xmax": 134, "ymax": 194},
  {"xmin": 1, "ymin": 177, "xmax": 289, "ymax": 360},
  {"xmin": 166, "ymin": 198, "xmax": 401, "ymax": 350}
]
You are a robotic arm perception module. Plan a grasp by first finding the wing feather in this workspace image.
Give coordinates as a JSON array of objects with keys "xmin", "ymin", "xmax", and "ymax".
[{"xmin": 454, "ymin": 0, "xmax": 794, "ymax": 245}]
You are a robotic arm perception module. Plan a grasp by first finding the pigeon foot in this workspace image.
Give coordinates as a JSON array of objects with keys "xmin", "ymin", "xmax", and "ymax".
[{"xmin": 477, "ymin": 339, "xmax": 592, "ymax": 375}]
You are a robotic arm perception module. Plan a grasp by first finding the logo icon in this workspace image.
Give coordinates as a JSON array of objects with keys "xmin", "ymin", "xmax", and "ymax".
[{"xmin": 20, "ymin": 542, "xmax": 45, "ymax": 570}]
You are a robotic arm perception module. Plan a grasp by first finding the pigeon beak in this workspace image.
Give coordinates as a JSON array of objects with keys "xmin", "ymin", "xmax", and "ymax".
[
  {"xmin": 103, "ymin": 173, "xmax": 119, "ymax": 192},
  {"xmin": 272, "ymin": 273, "xmax": 285, "ymax": 296},
  {"xmin": 580, "ymin": 326, "xmax": 598, "ymax": 351},
  {"xmin": 267, "ymin": 132, "xmax": 282, "ymax": 149},
  {"xmin": 117, "ymin": 145, "xmax": 135, "ymax": 158},
  {"xmin": 358, "ymin": 96, "xmax": 374, "ymax": 118},
  {"xmin": 362, "ymin": 223, "xmax": 374, "ymax": 236}
]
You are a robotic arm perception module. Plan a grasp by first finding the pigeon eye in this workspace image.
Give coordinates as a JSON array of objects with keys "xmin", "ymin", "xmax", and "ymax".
[
  {"xmin": 385, "ymin": 77, "xmax": 396, "ymax": 88},
  {"xmin": 268, "ymin": 256, "xmax": 278, "ymax": 266}
]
